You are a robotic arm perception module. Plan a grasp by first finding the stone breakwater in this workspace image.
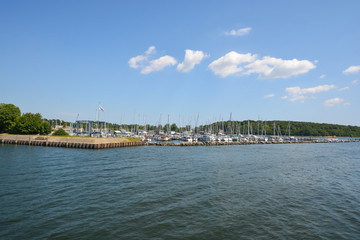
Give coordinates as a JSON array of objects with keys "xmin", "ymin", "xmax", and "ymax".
[
  {"xmin": 147, "ymin": 139, "xmax": 359, "ymax": 146},
  {"xmin": 0, "ymin": 134, "xmax": 144, "ymax": 149}
]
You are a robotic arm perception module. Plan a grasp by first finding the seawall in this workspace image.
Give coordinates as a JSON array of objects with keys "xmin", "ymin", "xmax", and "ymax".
[
  {"xmin": 0, "ymin": 134, "xmax": 145, "ymax": 149},
  {"xmin": 147, "ymin": 139, "xmax": 359, "ymax": 146}
]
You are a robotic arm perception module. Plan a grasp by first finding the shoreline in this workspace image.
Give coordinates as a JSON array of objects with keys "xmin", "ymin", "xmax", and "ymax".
[{"xmin": 1, "ymin": 134, "xmax": 359, "ymax": 149}]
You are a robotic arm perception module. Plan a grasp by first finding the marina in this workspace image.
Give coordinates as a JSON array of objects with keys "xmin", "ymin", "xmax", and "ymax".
[
  {"xmin": 147, "ymin": 138, "xmax": 360, "ymax": 146},
  {"xmin": 1, "ymin": 133, "xmax": 358, "ymax": 149},
  {"xmin": 1, "ymin": 1, "xmax": 360, "ymax": 239}
]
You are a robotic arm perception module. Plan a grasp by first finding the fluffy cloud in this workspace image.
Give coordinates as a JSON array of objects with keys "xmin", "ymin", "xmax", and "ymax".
[
  {"xmin": 129, "ymin": 46, "xmax": 177, "ymax": 74},
  {"xmin": 284, "ymin": 84, "xmax": 336, "ymax": 102},
  {"xmin": 128, "ymin": 55, "xmax": 147, "ymax": 69},
  {"xmin": 130, "ymin": 48, "xmax": 316, "ymax": 78},
  {"xmin": 352, "ymin": 79, "xmax": 358, "ymax": 85},
  {"xmin": 245, "ymin": 57, "xmax": 316, "ymax": 79},
  {"xmin": 208, "ymin": 52, "xmax": 257, "ymax": 77},
  {"xmin": 141, "ymin": 56, "xmax": 177, "ymax": 74},
  {"xmin": 343, "ymin": 65, "xmax": 360, "ymax": 74},
  {"xmin": 324, "ymin": 97, "xmax": 344, "ymax": 107},
  {"xmin": 264, "ymin": 94, "xmax": 275, "ymax": 98},
  {"xmin": 208, "ymin": 51, "xmax": 315, "ymax": 79},
  {"xmin": 225, "ymin": 27, "xmax": 252, "ymax": 36},
  {"xmin": 338, "ymin": 86, "xmax": 350, "ymax": 91},
  {"xmin": 145, "ymin": 46, "xmax": 156, "ymax": 55},
  {"xmin": 320, "ymin": 74, "xmax": 326, "ymax": 79},
  {"xmin": 177, "ymin": 50, "xmax": 208, "ymax": 72},
  {"xmin": 128, "ymin": 46, "xmax": 156, "ymax": 69}
]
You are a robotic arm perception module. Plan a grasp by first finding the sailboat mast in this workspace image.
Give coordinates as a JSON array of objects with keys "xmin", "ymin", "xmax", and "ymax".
[
  {"xmin": 247, "ymin": 120, "xmax": 250, "ymax": 136},
  {"xmin": 168, "ymin": 114, "xmax": 170, "ymax": 135},
  {"xmin": 289, "ymin": 121, "xmax": 291, "ymax": 137},
  {"xmin": 273, "ymin": 121, "xmax": 276, "ymax": 136}
]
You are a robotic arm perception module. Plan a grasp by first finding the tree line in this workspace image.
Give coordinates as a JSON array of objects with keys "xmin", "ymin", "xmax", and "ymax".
[
  {"xmin": 199, "ymin": 120, "xmax": 360, "ymax": 137},
  {"xmin": 1, "ymin": 103, "xmax": 360, "ymax": 137},
  {"xmin": 0, "ymin": 103, "xmax": 51, "ymax": 135}
]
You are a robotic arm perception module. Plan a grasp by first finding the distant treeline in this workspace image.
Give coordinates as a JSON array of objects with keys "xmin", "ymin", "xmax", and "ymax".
[
  {"xmin": 199, "ymin": 120, "xmax": 360, "ymax": 137},
  {"xmin": 70, "ymin": 120, "xmax": 360, "ymax": 137},
  {"xmin": 1, "ymin": 103, "xmax": 359, "ymax": 137}
]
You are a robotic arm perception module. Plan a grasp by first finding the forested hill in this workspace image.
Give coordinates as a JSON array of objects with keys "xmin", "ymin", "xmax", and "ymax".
[
  {"xmin": 279, "ymin": 121, "xmax": 360, "ymax": 137},
  {"xmin": 200, "ymin": 121, "xmax": 360, "ymax": 137}
]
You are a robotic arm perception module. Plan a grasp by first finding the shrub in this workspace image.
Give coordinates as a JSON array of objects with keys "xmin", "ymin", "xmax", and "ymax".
[{"xmin": 53, "ymin": 128, "xmax": 69, "ymax": 136}]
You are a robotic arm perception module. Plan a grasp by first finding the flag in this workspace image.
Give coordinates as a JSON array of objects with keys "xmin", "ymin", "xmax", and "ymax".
[{"xmin": 99, "ymin": 105, "xmax": 104, "ymax": 112}]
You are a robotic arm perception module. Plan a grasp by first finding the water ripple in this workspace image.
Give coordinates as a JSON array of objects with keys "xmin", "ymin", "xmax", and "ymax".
[{"xmin": 1, "ymin": 143, "xmax": 360, "ymax": 239}]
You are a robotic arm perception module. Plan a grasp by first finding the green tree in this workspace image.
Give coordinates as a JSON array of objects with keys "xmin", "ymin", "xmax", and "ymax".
[
  {"xmin": 163, "ymin": 124, "xmax": 170, "ymax": 133},
  {"xmin": 53, "ymin": 128, "xmax": 69, "ymax": 136},
  {"xmin": 11, "ymin": 113, "xmax": 51, "ymax": 135},
  {"xmin": 170, "ymin": 123, "xmax": 179, "ymax": 132},
  {"xmin": 0, "ymin": 103, "xmax": 21, "ymax": 133},
  {"xmin": 41, "ymin": 121, "xmax": 52, "ymax": 135}
]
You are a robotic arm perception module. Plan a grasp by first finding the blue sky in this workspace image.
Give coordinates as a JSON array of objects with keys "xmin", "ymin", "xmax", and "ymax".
[{"xmin": 1, "ymin": 0, "xmax": 359, "ymax": 126}]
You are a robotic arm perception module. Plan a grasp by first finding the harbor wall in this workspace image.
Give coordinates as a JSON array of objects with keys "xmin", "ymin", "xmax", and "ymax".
[
  {"xmin": 1, "ymin": 134, "xmax": 358, "ymax": 149},
  {"xmin": 146, "ymin": 139, "xmax": 359, "ymax": 146},
  {"xmin": 0, "ymin": 134, "xmax": 144, "ymax": 149}
]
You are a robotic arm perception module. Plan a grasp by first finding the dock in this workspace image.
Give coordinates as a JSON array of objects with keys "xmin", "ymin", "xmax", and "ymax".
[{"xmin": 0, "ymin": 134, "xmax": 145, "ymax": 149}]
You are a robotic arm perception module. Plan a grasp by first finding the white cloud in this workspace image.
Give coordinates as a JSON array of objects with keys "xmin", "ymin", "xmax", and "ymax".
[
  {"xmin": 145, "ymin": 46, "xmax": 156, "ymax": 55},
  {"xmin": 288, "ymin": 94, "xmax": 306, "ymax": 102},
  {"xmin": 324, "ymin": 97, "xmax": 344, "ymax": 107},
  {"xmin": 343, "ymin": 65, "xmax": 360, "ymax": 74},
  {"xmin": 284, "ymin": 84, "xmax": 336, "ymax": 102},
  {"xmin": 208, "ymin": 51, "xmax": 257, "ymax": 77},
  {"xmin": 288, "ymin": 84, "xmax": 336, "ymax": 95},
  {"xmin": 344, "ymin": 102, "xmax": 351, "ymax": 106},
  {"xmin": 225, "ymin": 27, "xmax": 252, "ymax": 36},
  {"xmin": 208, "ymin": 51, "xmax": 315, "ymax": 79},
  {"xmin": 320, "ymin": 74, "xmax": 326, "ymax": 79},
  {"xmin": 129, "ymin": 46, "xmax": 177, "ymax": 74},
  {"xmin": 245, "ymin": 56, "xmax": 316, "ymax": 79},
  {"xmin": 264, "ymin": 94, "xmax": 275, "ymax": 98},
  {"xmin": 131, "ymin": 48, "xmax": 316, "ymax": 78},
  {"xmin": 338, "ymin": 86, "xmax": 350, "ymax": 91},
  {"xmin": 281, "ymin": 96, "xmax": 288, "ymax": 99},
  {"xmin": 141, "ymin": 55, "xmax": 177, "ymax": 74},
  {"xmin": 128, "ymin": 55, "xmax": 147, "ymax": 69},
  {"xmin": 352, "ymin": 79, "xmax": 358, "ymax": 85},
  {"xmin": 177, "ymin": 50, "xmax": 208, "ymax": 72},
  {"xmin": 128, "ymin": 46, "xmax": 156, "ymax": 69}
]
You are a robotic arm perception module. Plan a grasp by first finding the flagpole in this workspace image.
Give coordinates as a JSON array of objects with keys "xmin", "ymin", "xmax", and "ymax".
[{"xmin": 98, "ymin": 102, "xmax": 101, "ymax": 122}]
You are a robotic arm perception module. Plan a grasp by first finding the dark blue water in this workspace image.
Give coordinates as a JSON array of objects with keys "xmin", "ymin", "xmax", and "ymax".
[{"xmin": 1, "ymin": 143, "xmax": 360, "ymax": 239}]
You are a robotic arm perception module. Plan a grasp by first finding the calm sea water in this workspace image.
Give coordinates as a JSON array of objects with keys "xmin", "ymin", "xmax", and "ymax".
[{"xmin": 0, "ymin": 143, "xmax": 359, "ymax": 239}]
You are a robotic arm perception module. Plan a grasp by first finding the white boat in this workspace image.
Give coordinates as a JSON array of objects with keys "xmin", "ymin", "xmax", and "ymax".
[
  {"xmin": 198, "ymin": 135, "xmax": 216, "ymax": 142},
  {"xmin": 154, "ymin": 134, "xmax": 170, "ymax": 141},
  {"xmin": 181, "ymin": 136, "xmax": 193, "ymax": 142}
]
